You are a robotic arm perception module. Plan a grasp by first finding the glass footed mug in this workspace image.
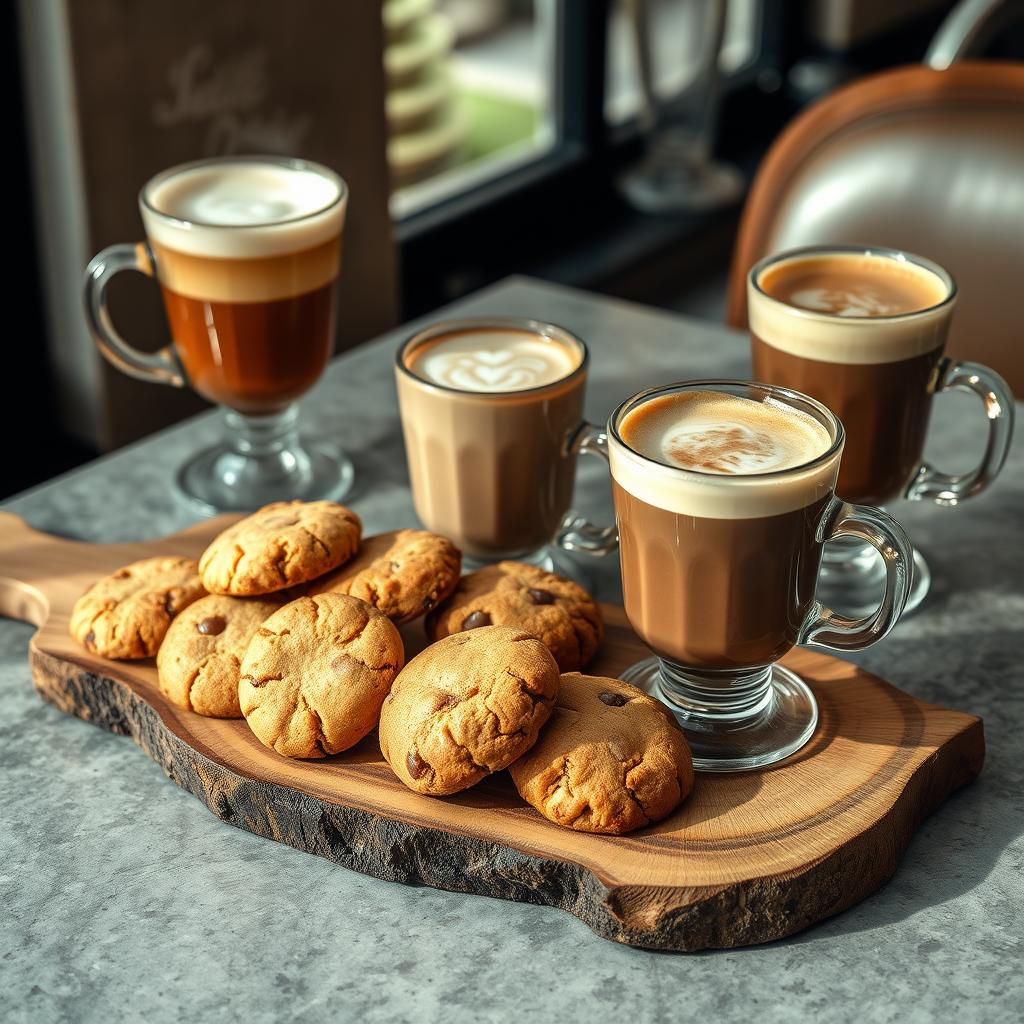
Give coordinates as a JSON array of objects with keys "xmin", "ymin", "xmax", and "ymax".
[
  {"xmin": 602, "ymin": 380, "xmax": 913, "ymax": 772},
  {"xmin": 395, "ymin": 318, "xmax": 618, "ymax": 578},
  {"xmin": 83, "ymin": 155, "xmax": 352, "ymax": 513},
  {"xmin": 749, "ymin": 245, "xmax": 1015, "ymax": 617}
]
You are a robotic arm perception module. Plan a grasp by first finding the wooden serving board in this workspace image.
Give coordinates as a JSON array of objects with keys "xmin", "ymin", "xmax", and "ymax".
[{"xmin": 0, "ymin": 511, "xmax": 984, "ymax": 951}]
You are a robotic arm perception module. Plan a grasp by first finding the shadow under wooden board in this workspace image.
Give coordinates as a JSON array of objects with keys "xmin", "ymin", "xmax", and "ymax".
[{"xmin": 0, "ymin": 511, "xmax": 984, "ymax": 951}]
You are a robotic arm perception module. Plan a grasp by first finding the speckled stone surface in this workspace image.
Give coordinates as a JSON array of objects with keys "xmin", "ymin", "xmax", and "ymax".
[{"xmin": 2, "ymin": 278, "xmax": 1022, "ymax": 1023}]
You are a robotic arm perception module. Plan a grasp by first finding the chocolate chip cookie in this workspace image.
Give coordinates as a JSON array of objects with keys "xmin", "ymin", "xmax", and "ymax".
[
  {"xmin": 157, "ymin": 593, "xmax": 283, "ymax": 718},
  {"xmin": 199, "ymin": 501, "xmax": 362, "ymax": 596},
  {"xmin": 427, "ymin": 561, "xmax": 603, "ymax": 672},
  {"xmin": 70, "ymin": 556, "xmax": 205, "ymax": 660},
  {"xmin": 509, "ymin": 673, "xmax": 693, "ymax": 835},
  {"xmin": 379, "ymin": 625, "xmax": 560, "ymax": 796},
  {"xmin": 309, "ymin": 529, "xmax": 461, "ymax": 624},
  {"xmin": 239, "ymin": 593, "xmax": 403, "ymax": 758}
]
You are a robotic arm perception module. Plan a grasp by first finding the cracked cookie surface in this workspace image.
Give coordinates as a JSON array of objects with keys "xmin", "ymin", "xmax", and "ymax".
[
  {"xmin": 509, "ymin": 673, "xmax": 693, "ymax": 834},
  {"xmin": 379, "ymin": 625, "xmax": 560, "ymax": 796},
  {"xmin": 157, "ymin": 593, "xmax": 283, "ymax": 718},
  {"xmin": 239, "ymin": 593, "xmax": 403, "ymax": 758},
  {"xmin": 70, "ymin": 556, "xmax": 205, "ymax": 660},
  {"xmin": 309, "ymin": 529, "xmax": 461, "ymax": 624},
  {"xmin": 199, "ymin": 501, "xmax": 362, "ymax": 596},
  {"xmin": 427, "ymin": 561, "xmax": 604, "ymax": 672}
]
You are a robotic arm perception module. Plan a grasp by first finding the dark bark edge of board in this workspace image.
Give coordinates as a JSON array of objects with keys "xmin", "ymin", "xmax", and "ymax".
[{"xmin": 30, "ymin": 644, "xmax": 984, "ymax": 952}]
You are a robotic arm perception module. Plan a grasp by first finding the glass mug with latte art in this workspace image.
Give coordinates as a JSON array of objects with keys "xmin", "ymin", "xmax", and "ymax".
[
  {"xmin": 749, "ymin": 245, "xmax": 1014, "ymax": 615},
  {"xmin": 395, "ymin": 318, "xmax": 618, "ymax": 574},
  {"xmin": 83, "ymin": 155, "xmax": 352, "ymax": 513}
]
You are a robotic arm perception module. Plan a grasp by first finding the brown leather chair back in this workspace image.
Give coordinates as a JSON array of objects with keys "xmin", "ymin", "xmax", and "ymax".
[{"xmin": 727, "ymin": 62, "xmax": 1024, "ymax": 394}]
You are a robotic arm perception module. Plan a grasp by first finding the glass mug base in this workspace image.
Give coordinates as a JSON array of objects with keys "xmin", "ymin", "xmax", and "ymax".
[
  {"xmin": 620, "ymin": 656, "xmax": 819, "ymax": 772},
  {"xmin": 175, "ymin": 407, "xmax": 354, "ymax": 515},
  {"xmin": 817, "ymin": 537, "xmax": 931, "ymax": 619}
]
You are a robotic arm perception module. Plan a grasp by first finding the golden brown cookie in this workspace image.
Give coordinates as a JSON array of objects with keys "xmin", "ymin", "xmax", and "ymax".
[
  {"xmin": 157, "ymin": 593, "xmax": 284, "ymax": 718},
  {"xmin": 239, "ymin": 593, "xmax": 403, "ymax": 758},
  {"xmin": 509, "ymin": 673, "xmax": 693, "ymax": 835},
  {"xmin": 379, "ymin": 625, "xmax": 560, "ymax": 796},
  {"xmin": 199, "ymin": 501, "xmax": 362, "ymax": 596},
  {"xmin": 309, "ymin": 529, "xmax": 461, "ymax": 624},
  {"xmin": 69, "ymin": 556, "xmax": 205, "ymax": 660},
  {"xmin": 427, "ymin": 561, "xmax": 604, "ymax": 672}
]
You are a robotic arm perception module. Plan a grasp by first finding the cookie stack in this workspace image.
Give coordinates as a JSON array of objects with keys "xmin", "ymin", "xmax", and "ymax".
[{"xmin": 69, "ymin": 500, "xmax": 694, "ymax": 835}]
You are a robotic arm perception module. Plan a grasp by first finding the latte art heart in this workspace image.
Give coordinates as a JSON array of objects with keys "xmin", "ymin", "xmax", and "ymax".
[{"xmin": 410, "ymin": 329, "xmax": 580, "ymax": 393}]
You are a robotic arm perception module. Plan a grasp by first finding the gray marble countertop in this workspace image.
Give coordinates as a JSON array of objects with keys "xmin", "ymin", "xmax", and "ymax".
[{"xmin": 3, "ymin": 277, "xmax": 1022, "ymax": 1023}]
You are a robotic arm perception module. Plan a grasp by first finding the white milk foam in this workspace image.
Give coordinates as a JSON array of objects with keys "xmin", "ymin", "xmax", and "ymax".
[
  {"xmin": 141, "ymin": 160, "xmax": 346, "ymax": 259},
  {"xmin": 409, "ymin": 330, "xmax": 579, "ymax": 392},
  {"xmin": 748, "ymin": 253, "xmax": 952, "ymax": 365},
  {"xmin": 610, "ymin": 391, "xmax": 841, "ymax": 519}
]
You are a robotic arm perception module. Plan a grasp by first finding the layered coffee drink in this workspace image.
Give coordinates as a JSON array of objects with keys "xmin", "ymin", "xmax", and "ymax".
[
  {"xmin": 396, "ymin": 321, "xmax": 588, "ymax": 559},
  {"xmin": 610, "ymin": 388, "xmax": 841, "ymax": 670},
  {"xmin": 609, "ymin": 380, "xmax": 914, "ymax": 770},
  {"xmin": 140, "ymin": 159, "xmax": 346, "ymax": 414},
  {"xmin": 749, "ymin": 248, "xmax": 954, "ymax": 504}
]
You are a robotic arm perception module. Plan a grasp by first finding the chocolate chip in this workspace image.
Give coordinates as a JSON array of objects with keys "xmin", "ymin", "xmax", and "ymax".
[
  {"xmin": 527, "ymin": 587, "xmax": 555, "ymax": 605},
  {"xmin": 599, "ymin": 692, "xmax": 628, "ymax": 706},
  {"xmin": 407, "ymin": 750, "xmax": 430, "ymax": 779},
  {"xmin": 196, "ymin": 615, "xmax": 226, "ymax": 636},
  {"xmin": 84, "ymin": 630, "xmax": 96, "ymax": 650},
  {"xmin": 461, "ymin": 611, "xmax": 492, "ymax": 630}
]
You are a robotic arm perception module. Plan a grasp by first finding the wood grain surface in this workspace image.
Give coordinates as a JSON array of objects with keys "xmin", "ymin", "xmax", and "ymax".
[{"xmin": 0, "ymin": 511, "xmax": 984, "ymax": 951}]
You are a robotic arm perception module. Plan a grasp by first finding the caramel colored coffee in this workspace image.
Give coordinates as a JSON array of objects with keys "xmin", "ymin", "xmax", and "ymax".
[
  {"xmin": 141, "ymin": 160, "xmax": 345, "ymax": 414},
  {"xmin": 610, "ymin": 390, "xmax": 840, "ymax": 671},
  {"xmin": 749, "ymin": 250, "xmax": 954, "ymax": 504},
  {"xmin": 759, "ymin": 252, "xmax": 947, "ymax": 318},
  {"xmin": 397, "ymin": 325, "xmax": 586, "ymax": 559}
]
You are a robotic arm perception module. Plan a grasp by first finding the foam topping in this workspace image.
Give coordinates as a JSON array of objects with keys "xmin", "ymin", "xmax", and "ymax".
[
  {"xmin": 610, "ymin": 390, "xmax": 841, "ymax": 519},
  {"xmin": 141, "ymin": 160, "xmax": 346, "ymax": 259},
  {"xmin": 406, "ymin": 329, "xmax": 580, "ymax": 392}
]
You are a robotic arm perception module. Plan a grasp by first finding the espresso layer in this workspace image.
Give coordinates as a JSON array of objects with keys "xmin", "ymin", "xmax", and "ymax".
[
  {"xmin": 405, "ymin": 328, "xmax": 581, "ymax": 393},
  {"xmin": 615, "ymin": 482, "xmax": 828, "ymax": 670},
  {"xmin": 610, "ymin": 391, "xmax": 840, "ymax": 519},
  {"xmin": 752, "ymin": 335, "xmax": 942, "ymax": 504},
  {"xmin": 141, "ymin": 160, "xmax": 346, "ymax": 259},
  {"xmin": 162, "ymin": 281, "xmax": 335, "ymax": 414},
  {"xmin": 149, "ymin": 236, "xmax": 341, "ymax": 304},
  {"xmin": 749, "ymin": 251, "xmax": 953, "ymax": 365}
]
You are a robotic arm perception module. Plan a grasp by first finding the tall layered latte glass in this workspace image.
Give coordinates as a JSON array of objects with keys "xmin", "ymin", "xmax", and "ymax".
[
  {"xmin": 749, "ymin": 246, "xmax": 1014, "ymax": 614},
  {"xmin": 84, "ymin": 156, "xmax": 351, "ymax": 512},
  {"xmin": 610, "ymin": 380, "xmax": 913, "ymax": 771},
  {"xmin": 396, "ymin": 318, "xmax": 616, "ymax": 569}
]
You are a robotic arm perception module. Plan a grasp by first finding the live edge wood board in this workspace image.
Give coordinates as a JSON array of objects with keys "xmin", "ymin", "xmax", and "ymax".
[{"xmin": 0, "ymin": 511, "xmax": 984, "ymax": 951}]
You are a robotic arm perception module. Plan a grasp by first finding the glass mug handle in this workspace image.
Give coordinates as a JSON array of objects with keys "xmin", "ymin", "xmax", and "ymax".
[
  {"xmin": 904, "ymin": 358, "xmax": 1014, "ymax": 505},
  {"xmin": 555, "ymin": 422, "xmax": 619, "ymax": 557},
  {"xmin": 83, "ymin": 242, "xmax": 185, "ymax": 386},
  {"xmin": 799, "ymin": 499, "xmax": 912, "ymax": 650}
]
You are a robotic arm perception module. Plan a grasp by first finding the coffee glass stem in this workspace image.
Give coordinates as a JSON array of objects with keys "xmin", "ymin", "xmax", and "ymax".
[
  {"xmin": 904, "ymin": 358, "xmax": 1015, "ymax": 505},
  {"xmin": 84, "ymin": 242, "xmax": 184, "ymax": 386},
  {"xmin": 556, "ymin": 423, "xmax": 619, "ymax": 556}
]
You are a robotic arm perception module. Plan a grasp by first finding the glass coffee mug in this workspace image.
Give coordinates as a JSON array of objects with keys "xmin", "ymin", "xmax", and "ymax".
[
  {"xmin": 395, "ymin": 318, "xmax": 617, "ymax": 573},
  {"xmin": 83, "ymin": 155, "xmax": 352, "ymax": 513},
  {"xmin": 749, "ymin": 245, "xmax": 1014, "ymax": 615},
  {"xmin": 604, "ymin": 380, "xmax": 912, "ymax": 771}
]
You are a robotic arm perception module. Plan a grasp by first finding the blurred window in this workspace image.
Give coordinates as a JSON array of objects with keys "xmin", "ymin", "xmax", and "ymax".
[
  {"xmin": 605, "ymin": 0, "xmax": 763, "ymax": 125},
  {"xmin": 386, "ymin": 0, "xmax": 559, "ymax": 218}
]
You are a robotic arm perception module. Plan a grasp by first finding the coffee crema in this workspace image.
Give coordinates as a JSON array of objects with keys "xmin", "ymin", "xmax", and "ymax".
[
  {"xmin": 751, "ymin": 251, "xmax": 950, "ymax": 365},
  {"xmin": 620, "ymin": 391, "xmax": 831, "ymax": 475},
  {"xmin": 611, "ymin": 390, "xmax": 839, "ymax": 520},
  {"xmin": 404, "ymin": 328, "xmax": 580, "ymax": 393}
]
